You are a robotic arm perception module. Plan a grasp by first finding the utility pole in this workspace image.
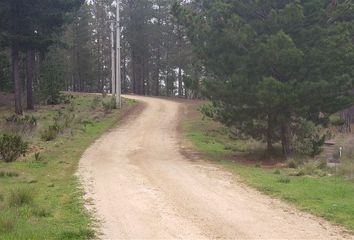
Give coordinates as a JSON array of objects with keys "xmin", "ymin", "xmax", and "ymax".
[
  {"xmin": 116, "ymin": 0, "xmax": 122, "ymax": 108},
  {"xmin": 111, "ymin": 22, "xmax": 116, "ymax": 95}
]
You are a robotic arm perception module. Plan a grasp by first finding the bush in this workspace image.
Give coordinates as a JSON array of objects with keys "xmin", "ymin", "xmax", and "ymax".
[
  {"xmin": 8, "ymin": 187, "xmax": 34, "ymax": 207},
  {"xmin": 329, "ymin": 114, "xmax": 345, "ymax": 126},
  {"xmin": 91, "ymin": 96, "xmax": 101, "ymax": 110},
  {"xmin": 337, "ymin": 157, "xmax": 354, "ymax": 179},
  {"xmin": 102, "ymin": 97, "xmax": 117, "ymax": 114},
  {"xmin": 40, "ymin": 124, "xmax": 60, "ymax": 141},
  {"xmin": 287, "ymin": 158, "xmax": 299, "ymax": 168},
  {"xmin": 292, "ymin": 118, "xmax": 329, "ymax": 157},
  {"xmin": 0, "ymin": 134, "xmax": 28, "ymax": 162},
  {"xmin": 5, "ymin": 114, "xmax": 38, "ymax": 134},
  {"xmin": 5, "ymin": 114, "xmax": 37, "ymax": 126}
]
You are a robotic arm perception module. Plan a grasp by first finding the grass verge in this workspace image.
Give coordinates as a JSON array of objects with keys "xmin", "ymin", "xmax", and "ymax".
[
  {"xmin": 183, "ymin": 104, "xmax": 354, "ymax": 231},
  {"xmin": 0, "ymin": 93, "xmax": 139, "ymax": 239}
]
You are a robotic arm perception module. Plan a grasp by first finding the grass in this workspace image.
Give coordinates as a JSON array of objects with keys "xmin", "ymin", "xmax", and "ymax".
[
  {"xmin": 183, "ymin": 104, "xmax": 354, "ymax": 231},
  {"xmin": 0, "ymin": 93, "xmax": 139, "ymax": 239}
]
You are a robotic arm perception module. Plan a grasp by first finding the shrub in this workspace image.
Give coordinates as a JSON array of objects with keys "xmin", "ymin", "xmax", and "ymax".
[
  {"xmin": 40, "ymin": 124, "xmax": 60, "ymax": 141},
  {"xmin": 52, "ymin": 110, "xmax": 75, "ymax": 129},
  {"xmin": 5, "ymin": 114, "xmax": 37, "ymax": 126},
  {"xmin": 5, "ymin": 115, "xmax": 38, "ymax": 134},
  {"xmin": 91, "ymin": 96, "xmax": 101, "ymax": 109},
  {"xmin": 337, "ymin": 157, "xmax": 354, "ymax": 179},
  {"xmin": 102, "ymin": 97, "xmax": 117, "ymax": 114},
  {"xmin": 296, "ymin": 169, "xmax": 305, "ymax": 176},
  {"xmin": 329, "ymin": 114, "xmax": 345, "ymax": 126},
  {"xmin": 8, "ymin": 187, "xmax": 34, "ymax": 207},
  {"xmin": 292, "ymin": 118, "xmax": 329, "ymax": 157},
  {"xmin": 0, "ymin": 134, "xmax": 28, "ymax": 162},
  {"xmin": 302, "ymin": 160, "xmax": 317, "ymax": 175},
  {"xmin": 287, "ymin": 159, "xmax": 299, "ymax": 169}
]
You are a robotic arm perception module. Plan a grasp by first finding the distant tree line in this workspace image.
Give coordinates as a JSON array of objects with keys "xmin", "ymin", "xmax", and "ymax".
[
  {"xmin": 0, "ymin": 0, "xmax": 202, "ymax": 115},
  {"xmin": 0, "ymin": 0, "xmax": 85, "ymax": 114}
]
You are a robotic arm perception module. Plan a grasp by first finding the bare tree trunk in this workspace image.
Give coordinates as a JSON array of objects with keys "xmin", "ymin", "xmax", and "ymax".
[
  {"xmin": 12, "ymin": 46, "xmax": 22, "ymax": 115},
  {"xmin": 266, "ymin": 116, "xmax": 274, "ymax": 153},
  {"xmin": 177, "ymin": 24, "xmax": 183, "ymax": 97},
  {"xmin": 144, "ymin": 58, "xmax": 150, "ymax": 95},
  {"xmin": 155, "ymin": 47, "xmax": 160, "ymax": 96},
  {"xmin": 122, "ymin": 56, "xmax": 127, "ymax": 93},
  {"xmin": 26, "ymin": 49, "xmax": 35, "ymax": 110},
  {"xmin": 178, "ymin": 66, "xmax": 182, "ymax": 97}
]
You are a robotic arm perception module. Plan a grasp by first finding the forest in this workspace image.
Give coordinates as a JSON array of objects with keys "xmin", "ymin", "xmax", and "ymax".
[
  {"xmin": 1, "ymin": 0, "xmax": 354, "ymax": 159},
  {"xmin": 1, "ymin": 0, "xmax": 354, "ymax": 239},
  {"xmin": 0, "ymin": 0, "xmax": 201, "ymax": 113}
]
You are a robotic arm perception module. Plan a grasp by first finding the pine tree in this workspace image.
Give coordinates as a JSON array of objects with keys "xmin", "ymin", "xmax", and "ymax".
[{"xmin": 174, "ymin": 0, "xmax": 354, "ymax": 156}]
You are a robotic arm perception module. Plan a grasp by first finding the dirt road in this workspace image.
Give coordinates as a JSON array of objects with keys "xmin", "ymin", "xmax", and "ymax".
[{"xmin": 79, "ymin": 96, "xmax": 350, "ymax": 240}]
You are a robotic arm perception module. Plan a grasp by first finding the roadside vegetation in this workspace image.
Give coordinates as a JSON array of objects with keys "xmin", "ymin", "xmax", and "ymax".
[
  {"xmin": 0, "ymin": 93, "xmax": 138, "ymax": 240},
  {"xmin": 184, "ymin": 104, "xmax": 354, "ymax": 232}
]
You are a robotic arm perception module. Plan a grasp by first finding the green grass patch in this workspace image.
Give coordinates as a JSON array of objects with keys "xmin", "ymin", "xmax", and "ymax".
[
  {"xmin": 0, "ymin": 93, "xmax": 139, "ymax": 239},
  {"xmin": 183, "ymin": 104, "xmax": 354, "ymax": 231}
]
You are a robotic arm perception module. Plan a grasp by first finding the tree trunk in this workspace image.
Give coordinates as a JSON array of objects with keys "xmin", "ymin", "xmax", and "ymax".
[
  {"xmin": 266, "ymin": 116, "xmax": 274, "ymax": 153},
  {"xmin": 26, "ymin": 49, "xmax": 35, "ymax": 110},
  {"xmin": 12, "ymin": 46, "xmax": 22, "ymax": 115},
  {"xmin": 177, "ymin": 24, "xmax": 183, "ymax": 97},
  {"xmin": 155, "ymin": 49, "xmax": 160, "ymax": 96},
  {"xmin": 178, "ymin": 66, "xmax": 183, "ymax": 97},
  {"xmin": 281, "ymin": 122, "xmax": 292, "ymax": 158},
  {"xmin": 122, "ymin": 56, "xmax": 127, "ymax": 93},
  {"xmin": 133, "ymin": 53, "xmax": 144, "ymax": 95}
]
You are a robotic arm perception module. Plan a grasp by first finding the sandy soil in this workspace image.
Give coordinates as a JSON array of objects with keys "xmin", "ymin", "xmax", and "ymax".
[{"xmin": 79, "ymin": 95, "xmax": 352, "ymax": 240}]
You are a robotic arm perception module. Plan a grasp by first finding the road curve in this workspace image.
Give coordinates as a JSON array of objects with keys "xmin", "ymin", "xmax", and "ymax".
[{"xmin": 79, "ymin": 95, "xmax": 350, "ymax": 240}]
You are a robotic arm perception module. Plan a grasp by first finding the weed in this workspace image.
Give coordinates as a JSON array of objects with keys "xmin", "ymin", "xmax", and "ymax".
[
  {"xmin": 8, "ymin": 187, "xmax": 34, "ymax": 207},
  {"xmin": 0, "ymin": 171, "xmax": 19, "ymax": 178},
  {"xmin": 34, "ymin": 152, "xmax": 43, "ymax": 162},
  {"xmin": 81, "ymin": 120, "xmax": 93, "ymax": 132},
  {"xmin": 32, "ymin": 206, "xmax": 51, "ymax": 218},
  {"xmin": 58, "ymin": 228, "xmax": 95, "ymax": 240},
  {"xmin": 273, "ymin": 169, "xmax": 281, "ymax": 175},
  {"xmin": 91, "ymin": 96, "xmax": 101, "ymax": 110},
  {"xmin": 277, "ymin": 177, "xmax": 291, "ymax": 184},
  {"xmin": 0, "ymin": 212, "xmax": 16, "ymax": 233}
]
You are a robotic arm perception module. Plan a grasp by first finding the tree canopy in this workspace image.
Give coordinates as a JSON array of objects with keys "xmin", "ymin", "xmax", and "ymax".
[{"xmin": 173, "ymin": 0, "xmax": 354, "ymax": 156}]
